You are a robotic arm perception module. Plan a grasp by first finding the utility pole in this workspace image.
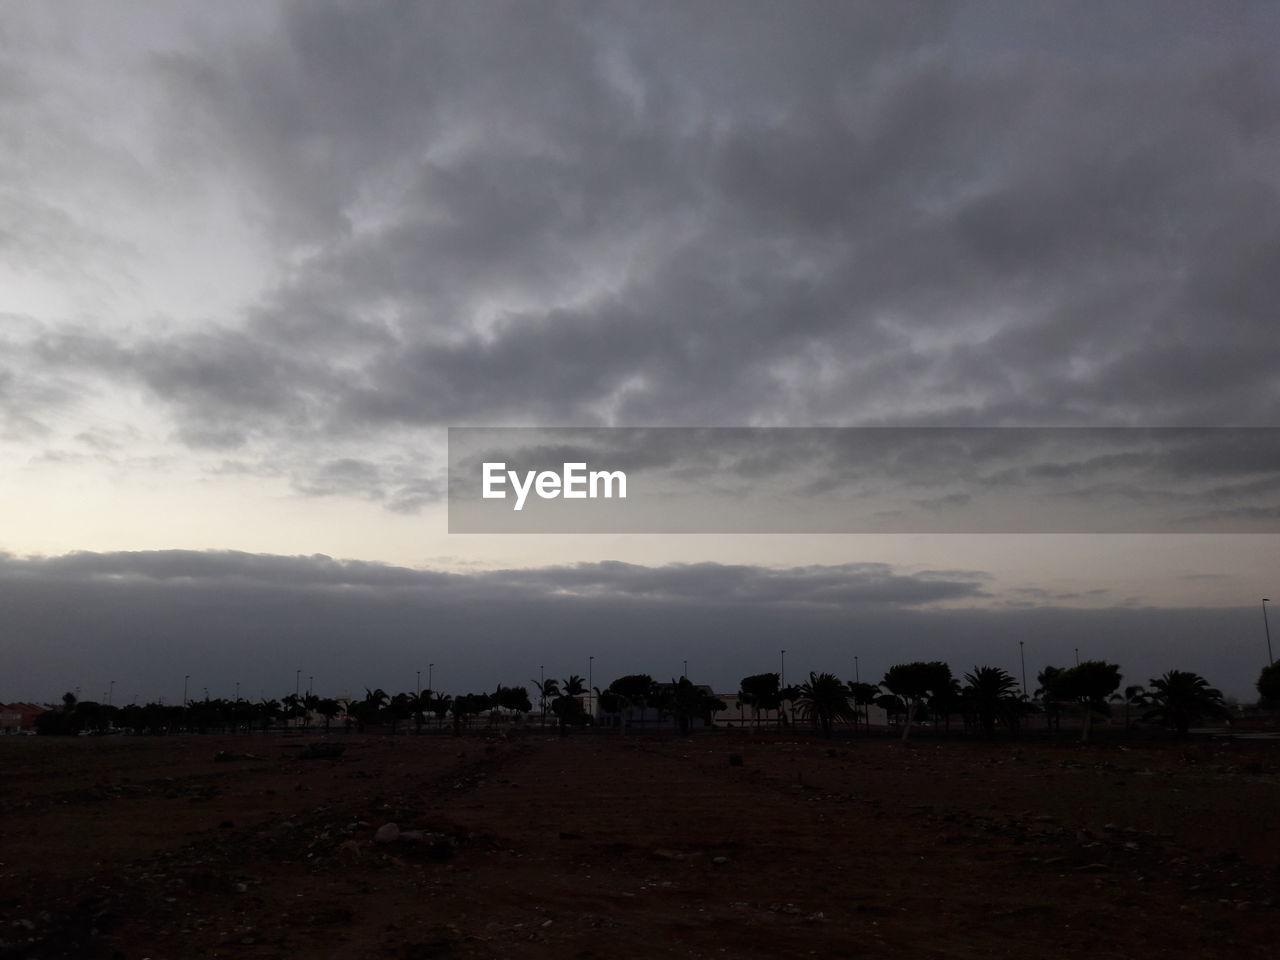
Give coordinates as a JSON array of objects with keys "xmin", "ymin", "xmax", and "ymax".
[{"xmin": 1264, "ymin": 599, "xmax": 1274, "ymax": 665}]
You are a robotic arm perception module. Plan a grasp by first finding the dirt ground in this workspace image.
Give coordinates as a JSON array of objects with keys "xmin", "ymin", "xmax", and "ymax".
[{"xmin": 1, "ymin": 729, "xmax": 1278, "ymax": 959}]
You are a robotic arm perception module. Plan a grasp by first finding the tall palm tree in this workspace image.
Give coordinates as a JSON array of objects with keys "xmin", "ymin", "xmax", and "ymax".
[
  {"xmin": 1142, "ymin": 671, "xmax": 1228, "ymax": 737},
  {"xmin": 793, "ymin": 672, "xmax": 856, "ymax": 738},
  {"xmin": 532, "ymin": 678, "xmax": 560, "ymax": 726},
  {"xmin": 962, "ymin": 666, "xmax": 1020, "ymax": 737}
]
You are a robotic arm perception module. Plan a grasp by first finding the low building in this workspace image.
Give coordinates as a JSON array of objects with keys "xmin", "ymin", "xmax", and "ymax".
[{"xmin": 0, "ymin": 702, "xmax": 48, "ymax": 733}]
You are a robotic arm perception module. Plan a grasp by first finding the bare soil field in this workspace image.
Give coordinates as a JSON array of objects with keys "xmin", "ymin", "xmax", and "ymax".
[{"xmin": 2, "ymin": 730, "xmax": 1278, "ymax": 959}]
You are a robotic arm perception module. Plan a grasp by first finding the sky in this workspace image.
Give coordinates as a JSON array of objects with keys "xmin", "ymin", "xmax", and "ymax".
[{"xmin": 2, "ymin": 1, "xmax": 1279, "ymax": 704}]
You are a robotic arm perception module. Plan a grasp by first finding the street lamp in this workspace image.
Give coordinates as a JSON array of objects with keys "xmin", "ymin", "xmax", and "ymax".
[
  {"xmin": 1264, "ymin": 599, "xmax": 1274, "ymax": 665},
  {"xmin": 1019, "ymin": 641, "xmax": 1027, "ymax": 697},
  {"xmin": 295, "ymin": 669, "xmax": 301, "ymax": 698},
  {"xmin": 108, "ymin": 680, "xmax": 115, "ymax": 707},
  {"xmin": 183, "ymin": 675, "xmax": 189, "ymax": 707},
  {"xmin": 682, "ymin": 659, "xmax": 687, "ymax": 679},
  {"xmin": 417, "ymin": 670, "xmax": 421, "ymax": 697},
  {"xmin": 1074, "ymin": 647, "xmax": 1080, "ymax": 666},
  {"xmin": 854, "ymin": 655, "xmax": 859, "ymax": 684},
  {"xmin": 428, "ymin": 663, "xmax": 434, "ymax": 693},
  {"xmin": 308, "ymin": 676, "xmax": 313, "ymax": 697},
  {"xmin": 589, "ymin": 655, "xmax": 594, "ymax": 716}
]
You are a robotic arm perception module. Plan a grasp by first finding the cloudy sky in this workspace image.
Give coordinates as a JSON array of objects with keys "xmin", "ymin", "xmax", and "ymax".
[{"xmin": 2, "ymin": 1, "xmax": 1279, "ymax": 704}]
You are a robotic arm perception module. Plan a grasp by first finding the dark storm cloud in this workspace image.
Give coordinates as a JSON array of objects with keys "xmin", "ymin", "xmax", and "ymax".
[
  {"xmin": 0, "ymin": 548, "xmax": 1265, "ymax": 704},
  {"xmin": 6, "ymin": 1, "xmax": 1280, "ymax": 504}
]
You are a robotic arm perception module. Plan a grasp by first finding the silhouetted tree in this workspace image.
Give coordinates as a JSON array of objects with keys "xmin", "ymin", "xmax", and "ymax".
[
  {"xmin": 1057, "ymin": 661, "xmax": 1121, "ymax": 742},
  {"xmin": 1142, "ymin": 671, "xmax": 1228, "ymax": 737},
  {"xmin": 387, "ymin": 692, "xmax": 413, "ymax": 734},
  {"xmin": 532, "ymin": 678, "xmax": 559, "ymax": 726},
  {"xmin": 793, "ymin": 672, "xmax": 855, "ymax": 737},
  {"xmin": 608, "ymin": 674, "xmax": 656, "ymax": 727},
  {"xmin": 739, "ymin": 673, "xmax": 782, "ymax": 728},
  {"xmin": 1257, "ymin": 662, "xmax": 1280, "ymax": 706},
  {"xmin": 1111, "ymin": 684, "xmax": 1148, "ymax": 728},
  {"xmin": 962, "ymin": 666, "xmax": 1021, "ymax": 737},
  {"xmin": 847, "ymin": 681, "xmax": 881, "ymax": 735},
  {"xmin": 882, "ymin": 662, "xmax": 952, "ymax": 741},
  {"xmin": 316, "ymin": 698, "xmax": 342, "ymax": 732},
  {"xmin": 1035, "ymin": 666, "xmax": 1069, "ymax": 731}
]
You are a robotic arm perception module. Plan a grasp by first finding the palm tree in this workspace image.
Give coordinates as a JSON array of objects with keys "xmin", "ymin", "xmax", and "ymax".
[
  {"xmin": 532, "ymin": 678, "xmax": 560, "ymax": 726},
  {"xmin": 429, "ymin": 693, "xmax": 453, "ymax": 730},
  {"xmin": 962, "ymin": 666, "xmax": 1021, "ymax": 737},
  {"xmin": 1110, "ymin": 684, "xmax": 1148, "ymax": 729},
  {"xmin": 793, "ymin": 672, "xmax": 856, "ymax": 737},
  {"xmin": 1142, "ymin": 671, "xmax": 1228, "ymax": 737}
]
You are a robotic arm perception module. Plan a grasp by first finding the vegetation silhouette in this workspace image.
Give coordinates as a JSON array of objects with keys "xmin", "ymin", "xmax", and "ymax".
[{"xmin": 25, "ymin": 654, "xmax": 1265, "ymax": 742}]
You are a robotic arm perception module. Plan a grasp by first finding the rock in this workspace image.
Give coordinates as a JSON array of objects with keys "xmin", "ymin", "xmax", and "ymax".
[
  {"xmin": 712, "ymin": 856, "xmax": 729, "ymax": 865},
  {"xmin": 375, "ymin": 822, "xmax": 400, "ymax": 844},
  {"xmin": 651, "ymin": 848, "xmax": 684, "ymax": 861}
]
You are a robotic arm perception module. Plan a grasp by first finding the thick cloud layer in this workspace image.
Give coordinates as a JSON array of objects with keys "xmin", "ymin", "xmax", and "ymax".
[
  {"xmin": 3, "ymin": 2, "xmax": 1279, "ymax": 503},
  {"xmin": 0, "ymin": 549, "xmax": 1265, "ymax": 704}
]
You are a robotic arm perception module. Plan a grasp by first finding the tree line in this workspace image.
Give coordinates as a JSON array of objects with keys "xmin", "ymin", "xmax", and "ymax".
[{"xmin": 32, "ymin": 658, "xmax": 1267, "ymax": 739}]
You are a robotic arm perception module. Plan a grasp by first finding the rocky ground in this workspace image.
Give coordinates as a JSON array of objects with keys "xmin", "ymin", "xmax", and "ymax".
[{"xmin": 1, "ymin": 730, "xmax": 1278, "ymax": 959}]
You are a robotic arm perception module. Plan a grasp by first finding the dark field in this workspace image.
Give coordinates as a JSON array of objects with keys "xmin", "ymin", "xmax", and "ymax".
[{"xmin": 2, "ymin": 731, "xmax": 1278, "ymax": 959}]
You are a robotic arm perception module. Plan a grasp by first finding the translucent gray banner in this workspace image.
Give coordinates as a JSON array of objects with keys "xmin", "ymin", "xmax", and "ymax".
[{"xmin": 447, "ymin": 427, "xmax": 1280, "ymax": 533}]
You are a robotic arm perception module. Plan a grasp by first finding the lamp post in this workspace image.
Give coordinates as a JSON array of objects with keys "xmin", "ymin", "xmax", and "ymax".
[
  {"xmin": 295, "ymin": 669, "xmax": 301, "ymax": 698},
  {"xmin": 1019, "ymin": 641, "xmax": 1027, "ymax": 697},
  {"xmin": 108, "ymin": 680, "xmax": 115, "ymax": 707},
  {"xmin": 1264, "ymin": 599, "xmax": 1274, "ymax": 665},
  {"xmin": 235, "ymin": 681, "xmax": 240, "ymax": 700},
  {"xmin": 308, "ymin": 676, "xmax": 313, "ymax": 697},
  {"xmin": 589, "ymin": 655, "xmax": 594, "ymax": 716},
  {"xmin": 1074, "ymin": 647, "xmax": 1080, "ymax": 666},
  {"xmin": 417, "ymin": 670, "xmax": 421, "ymax": 697},
  {"xmin": 183, "ymin": 675, "xmax": 189, "ymax": 707},
  {"xmin": 428, "ymin": 663, "xmax": 434, "ymax": 695},
  {"xmin": 854, "ymin": 655, "xmax": 859, "ymax": 683},
  {"xmin": 682, "ymin": 659, "xmax": 687, "ymax": 679}
]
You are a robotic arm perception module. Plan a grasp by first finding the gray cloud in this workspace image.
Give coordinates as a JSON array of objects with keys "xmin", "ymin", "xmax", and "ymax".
[
  {"xmin": 3, "ymin": 0, "xmax": 1277, "ymax": 506},
  {"xmin": 0, "ymin": 548, "xmax": 1265, "ymax": 704}
]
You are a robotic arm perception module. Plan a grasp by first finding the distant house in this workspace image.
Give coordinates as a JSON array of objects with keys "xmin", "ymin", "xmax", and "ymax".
[{"xmin": 0, "ymin": 702, "xmax": 48, "ymax": 733}]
